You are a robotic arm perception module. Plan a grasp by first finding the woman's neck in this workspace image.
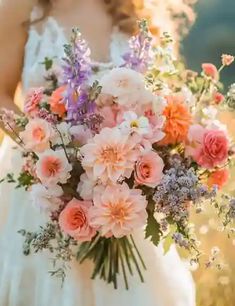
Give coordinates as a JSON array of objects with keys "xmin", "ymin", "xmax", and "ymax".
[{"xmin": 49, "ymin": 0, "xmax": 113, "ymax": 63}]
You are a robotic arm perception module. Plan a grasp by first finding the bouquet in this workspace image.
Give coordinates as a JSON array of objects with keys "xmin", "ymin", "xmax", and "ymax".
[{"xmin": 1, "ymin": 21, "xmax": 235, "ymax": 289}]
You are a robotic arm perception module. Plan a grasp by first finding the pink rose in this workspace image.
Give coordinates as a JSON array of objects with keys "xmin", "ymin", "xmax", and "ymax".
[
  {"xmin": 213, "ymin": 92, "xmax": 224, "ymax": 105},
  {"xmin": 59, "ymin": 198, "xmax": 96, "ymax": 242},
  {"xmin": 195, "ymin": 130, "xmax": 229, "ymax": 169},
  {"xmin": 202, "ymin": 63, "xmax": 218, "ymax": 80},
  {"xmin": 24, "ymin": 87, "xmax": 44, "ymax": 116},
  {"xmin": 221, "ymin": 54, "xmax": 234, "ymax": 66},
  {"xmin": 135, "ymin": 151, "xmax": 164, "ymax": 187}
]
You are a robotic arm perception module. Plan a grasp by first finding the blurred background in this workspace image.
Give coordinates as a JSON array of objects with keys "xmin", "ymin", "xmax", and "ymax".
[{"xmin": 182, "ymin": 1, "xmax": 235, "ymax": 305}]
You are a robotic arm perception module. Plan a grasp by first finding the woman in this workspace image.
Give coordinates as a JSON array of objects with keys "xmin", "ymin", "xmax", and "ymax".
[{"xmin": 0, "ymin": 1, "xmax": 197, "ymax": 305}]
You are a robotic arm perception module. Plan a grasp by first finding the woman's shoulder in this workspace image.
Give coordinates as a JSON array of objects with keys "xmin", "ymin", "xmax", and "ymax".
[{"xmin": 0, "ymin": 0, "xmax": 37, "ymax": 27}]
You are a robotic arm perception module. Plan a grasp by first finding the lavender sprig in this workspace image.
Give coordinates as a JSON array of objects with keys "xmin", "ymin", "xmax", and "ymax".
[
  {"xmin": 122, "ymin": 20, "xmax": 153, "ymax": 73},
  {"xmin": 62, "ymin": 28, "xmax": 93, "ymax": 121},
  {"xmin": 153, "ymin": 157, "xmax": 217, "ymax": 222}
]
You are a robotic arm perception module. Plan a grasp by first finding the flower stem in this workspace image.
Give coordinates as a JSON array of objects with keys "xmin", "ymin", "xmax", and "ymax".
[{"xmin": 130, "ymin": 235, "xmax": 146, "ymax": 270}]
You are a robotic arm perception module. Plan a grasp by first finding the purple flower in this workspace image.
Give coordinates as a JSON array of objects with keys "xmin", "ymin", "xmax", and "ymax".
[
  {"xmin": 122, "ymin": 20, "xmax": 152, "ymax": 73},
  {"xmin": 153, "ymin": 157, "xmax": 217, "ymax": 222},
  {"xmin": 62, "ymin": 29, "xmax": 93, "ymax": 122}
]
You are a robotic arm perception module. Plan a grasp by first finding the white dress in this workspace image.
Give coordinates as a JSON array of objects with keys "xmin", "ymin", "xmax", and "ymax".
[{"xmin": 0, "ymin": 11, "xmax": 196, "ymax": 306}]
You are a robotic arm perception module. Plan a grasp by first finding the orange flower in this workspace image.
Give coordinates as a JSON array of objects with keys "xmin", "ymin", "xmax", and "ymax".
[
  {"xmin": 207, "ymin": 169, "xmax": 229, "ymax": 190},
  {"xmin": 160, "ymin": 95, "xmax": 192, "ymax": 145},
  {"xmin": 49, "ymin": 86, "xmax": 67, "ymax": 117}
]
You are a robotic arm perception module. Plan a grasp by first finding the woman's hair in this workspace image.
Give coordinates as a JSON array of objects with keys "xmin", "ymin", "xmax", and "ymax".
[{"xmin": 37, "ymin": 0, "xmax": 197, "ymax": 40}]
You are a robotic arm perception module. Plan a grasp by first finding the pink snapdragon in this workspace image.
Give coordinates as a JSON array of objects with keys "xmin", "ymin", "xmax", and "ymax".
[{"xmin": 24, "ymin": 87, "xmax": 44, "ymax": 116}]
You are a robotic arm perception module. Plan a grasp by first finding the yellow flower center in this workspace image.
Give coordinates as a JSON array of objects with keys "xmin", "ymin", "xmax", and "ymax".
[
  {"xmin": 130, "ymin": 120, "xmax": 139, "ymax": 128},
  {"xmin": 100, "ymin": 147, "xmax": 120, "ymax": 164}
]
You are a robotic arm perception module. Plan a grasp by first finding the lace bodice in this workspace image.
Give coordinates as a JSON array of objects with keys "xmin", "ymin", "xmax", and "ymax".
[{"xmin": 21, "ymin": 7, "xmax": 129, "ymax": 92}]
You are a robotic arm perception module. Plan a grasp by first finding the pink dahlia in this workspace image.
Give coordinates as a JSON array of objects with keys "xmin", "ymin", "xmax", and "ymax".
[
  {"xmin": 80, "ymin": 127, "xmax": 139, "ymax": 184},
  {"xmin": 89, "ymin": 183, "xmax": 147, "ymax": 238}
]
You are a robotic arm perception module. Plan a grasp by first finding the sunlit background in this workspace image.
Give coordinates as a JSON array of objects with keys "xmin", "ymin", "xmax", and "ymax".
[{"xmin": 182, "ymin": 1, "xmax": 235, "ymax": 305}]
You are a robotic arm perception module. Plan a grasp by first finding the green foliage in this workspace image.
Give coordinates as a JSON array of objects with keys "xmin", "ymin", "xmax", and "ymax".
[
  {"xmin": 41, "ymin": 57, "xmax": 54, "ymax": 71},
  {"xmin": 145, "ymin": 200, "xmax": 162, "ymax": 246},
  {"xmin": 16, "ymin": 172, "xmax": 35, "ymax": 189}
]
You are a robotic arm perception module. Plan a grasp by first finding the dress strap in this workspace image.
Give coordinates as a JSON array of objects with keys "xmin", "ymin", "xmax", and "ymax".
[{"xmin": 30, "ymin": 3, "xmax": 44, "ymax": 23}]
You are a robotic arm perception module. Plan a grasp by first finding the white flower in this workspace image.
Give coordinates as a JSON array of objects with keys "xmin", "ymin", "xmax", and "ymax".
[
  {"xmin": 228, "ymin": 83, "xmax": 235, "ymax": 99},
  {"xmin": 119, "ymin": 111, "xmax": 150, "ymax": 135},
  {"xmin": 77, "ymin": 173, "xmax": 96, "ymax": 200},
  {"xmin": 36, "ymin": 149, "xmax": 72, "ymax": 186},
  {"xmin": 52, "ymin": 122, "xmax": 71, "ymax": 146},
  {"xmin": 206, "ymin": 120, "xmax": 228, "ymax": 133},
  {"xmin": 30, "ymin": 183, "xmax": 63, "ymax": 212},
  {"xmin": 100, "ymin": 67, "xmax": 147, "ymax": 107},
  {"xmin": 70, "ymin": 125, "xmax": 92, "ymax": 146},
  {"xmin": 152, "ymin": 95, "xmax": 167, "ymax": 114},
  {"xmin": 202, "ymin": 106, "xmax": 218, "ymax": 120},
  {"xmin": 181, "ymin": 86, "xmax": 196, "ymax": 107}
]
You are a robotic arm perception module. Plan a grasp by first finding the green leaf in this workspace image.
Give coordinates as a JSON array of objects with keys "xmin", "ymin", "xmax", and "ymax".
[
  {"xmin": 163, "ymin": 232, "xmax": 175, "ymax": 255},
  {"xmin": 145, "ymin": 210, "xmax": 162, "ymax": 246},
  {"xmin": 41, "ymin": 57, "xmax": 54, "ymax": 71}
]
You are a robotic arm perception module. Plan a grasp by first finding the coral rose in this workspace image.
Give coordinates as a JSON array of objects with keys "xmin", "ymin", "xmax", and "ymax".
[
  {"xmin": 207, "ymin": 168, "xmax": 229, "ymax": 190},
  {"xmin": 59, "ymin": 198, "xmax": 96, "ymax": 241},
  {"xmin": 135, "ymin": 151, "xmax": 164, "ymax": 187},
  {"xmin": 160, "ymin": 95, "xmax": 192, "ymax": 145},
  {"xmin": 202, "ymin": 63, "xmax": 218, "ymax": 80},
  {"xmin": 195, "ymin": 130, "xmax": 229, "ymax": 169},
  {"xmin": 213, "ymin": 92, "xmax": 224, "ymax": 105},
  {"xmin": 49, "ymin": 86, "xmax": 67, "ymax": 117}
]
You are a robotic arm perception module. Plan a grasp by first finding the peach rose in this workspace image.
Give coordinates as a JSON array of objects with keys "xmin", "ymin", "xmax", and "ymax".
[
  {"xmin": 20, "ymin": 118, "xmax": 54, "ymax": 153},
  {"xmin": 202, "ymin": 63, "xmax": 218, "ymax": 80},
  {"xmin": 49, "ymin": 86, "xmax": 67, "ymax": 117},
  {"xmin": 207, "ymin": 168, "xmax": 229, "ymax": 190},
  {"xmin": 59, "ymin": 198, "xmax": 96, "ymax": 241},
  {"xmin": 195, "ymin": 130, "xmax": 229, "ymax": 169},
  {"xmin": 135, "ymin": 151, "xmax": 164, "ymax": 187}
]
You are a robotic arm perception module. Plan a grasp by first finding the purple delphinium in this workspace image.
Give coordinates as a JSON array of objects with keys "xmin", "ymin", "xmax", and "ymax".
[
  {"xmin": 153, "ymin": 157, "xmax": 217, "ymax": 222},
  {"xmin": 122, "ymin": 20, "xmax": 152, "ymax": 73},
  {"xmin": 62, "ymin": 28, "xmax": 93, "ymax": 122}
]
